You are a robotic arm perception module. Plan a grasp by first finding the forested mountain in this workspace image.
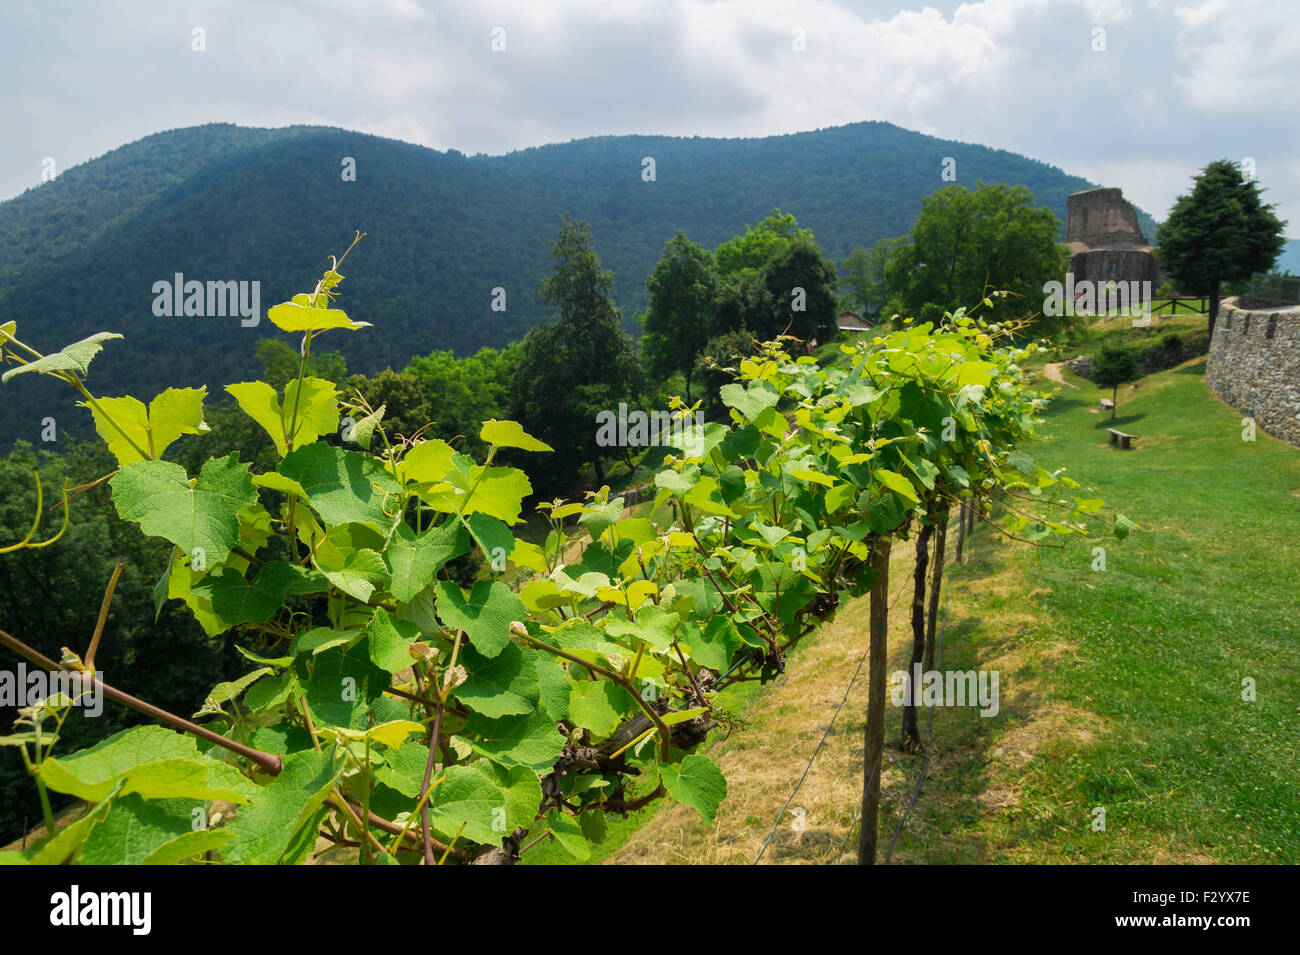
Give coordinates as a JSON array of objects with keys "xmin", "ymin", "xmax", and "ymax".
[{"xmin": 0, "ymin": 121, "xmax": 1152, "ymax": 447}]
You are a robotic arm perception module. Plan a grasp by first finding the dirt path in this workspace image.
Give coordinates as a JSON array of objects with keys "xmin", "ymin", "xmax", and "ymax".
[{"xmin": 1043, "ymin": 362, "xmax": 1077, "ymax": 388}]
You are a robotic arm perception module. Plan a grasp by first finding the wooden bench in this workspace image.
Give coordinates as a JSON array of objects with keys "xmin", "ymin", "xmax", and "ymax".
[
  {"xmin": 1100, "ymin": 398, "xmax": 1115, "ymax": 411},
  {"xmin": 1107, "ymin": 428, "xmax": 1135, "ymax": 450}
]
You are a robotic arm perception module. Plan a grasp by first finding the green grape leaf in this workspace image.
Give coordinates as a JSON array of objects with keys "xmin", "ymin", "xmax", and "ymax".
[
  {"xmin": 718, "ymin": 465, "xmax": 747, "ymax": 503},
  {"xmin": 298, "ymin": 640, "xmax": 390, "ymax": 730},
  {"xmin": 655, "ymin": 468, "xmax": 695, "ymax": 494},
  {"xmin": 825, "ymin": 480, "xmax": 857, "ymax": 513},
  {"xmin": 141, "ymin": 828, "xmax": 235, "ymax": 865},
  {"xmin": 684, "ymin": 616, "xmax": 743, "ymax": 672},
  {"xmin": 190, "ymin": 561, "xmax": 319, "ymax": 627},
  {"xmin": 24, "ymin": 780, "xmax": 122, "ymax": 865},
  {"xmin": 346, "ymin": 404, "xmax": 384, "ymax": 450},
  {"xmin": 579, "ymin": 498, "xmax": 625, "ymax": 539},
  {"xmin": 873, "ymin": 468, "xmax": 920, "ymax": 505},
  {"xmin": 80, "ymin": 794, "xmax": 212, "ymax": 866},
  {"xmin": 375, "ymin": 739, "xmax": 432, "ymax": 798},
  {"xmin": 384, "ymin": 520, "xmax": 468, "ymax": 603},
  {"xmin": 463, "ymin": 710, "xmax": 564, "ymax": 771},
  {"xmin": 37, "ymin": 726, "xmax": 259, "ymax": 804},
  {"xmin": 719, "ymin": 380, "xmax": 780, "ymax": 421},
  {"xmin": 464, "ymin": 512, "xmax": 515, "ymax": 567},
  {"xmin": 227, "ymin": 378, "xmax": 340, "ymax": 456},
  {"xmin": 479, "ymin": 419, "xmax": 554, "ymax": 452},
  {"xmin": 604, "ymin": 604, "xmax": 680, "ymax": 653},
  {"xmin": 110, "ymin": 454, "xmax": 257, "ymax": 567},
  {"xmin": 223, "ymin": 749, "xmax": 342, "ymax": 864},
  {"xmin": 267, "ymin": 301, "xmax": 371, "ymax": 333},
  {"xmin": 545, "ymin": 809, "xmax": 590, "ymax": 860},
  {"xmin": 317, "ymin": 720, "xmax": 423, "ymax": 750},
  {"xmin": 398, "ymin": 439, "xmax": 456, "ymax": 485},
  {"xmin": 0, "ymin": 331, "xmax": 122, "ymax": 384},
  {"xmin": 318, "ymin": 547, "xmax": 389, "ymax": 602},
  {"xmin": 194, "ymin": 667, "xmax": 273, "ymax": 718},
  {"xmin": 367, "ymin": 608, "xmax": 420, "ymax": 673},
  {"xmin": 278, "ymin": 443, "xmax": 402, "ymax": 528},
  {"xmin": 567, "ymin": 680, "xmax": 630, "ymax": 737},
  {"xmin": 435, "ymin": 579, "xmax": 526, "ymax": 658},
  {"xmin": 424, "ymin": 465, "xmax": 532, "ymax": 525},
  {"xmin": 454, "ymin": 641, "xmax": 538, "ymax": 717},
  {"xmin": 534, "ymin": 652, "xmax": 572, "ymax": 721},
  {"xmin": 660, "ymin": 753, "xmax": 727, "ymax": 824},
  {"xmin": 486, "ymin": 762, "xmax": 544, "ymax": 833},
  {"xmin": 428, "ymin": 764, "xmax": 507, "ymax": 845},
  {"xmin": 84, "ymin": 386, "xmax": 207, "ymax": 465}
]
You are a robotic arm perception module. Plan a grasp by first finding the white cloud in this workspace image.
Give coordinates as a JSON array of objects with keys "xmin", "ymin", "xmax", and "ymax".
[{"xmin": 0, "ymin": 0, "xmax": 1296, "ymax": 232}]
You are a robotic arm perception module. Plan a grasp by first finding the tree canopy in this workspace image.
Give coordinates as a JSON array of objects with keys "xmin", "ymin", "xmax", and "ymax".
[
  {"xmin": 1157, "ymin": 159, "xmax": 1287, "ymax": 337},
  {"xmin": 884, "ymin": 182, "xmax": 1069, "ymax": 328}
]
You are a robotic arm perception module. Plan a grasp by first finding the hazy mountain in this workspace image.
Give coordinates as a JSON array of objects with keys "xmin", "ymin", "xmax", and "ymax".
[{"xmin": 0, "ymin": 121, "xmax": 1146, "ymax": 448}]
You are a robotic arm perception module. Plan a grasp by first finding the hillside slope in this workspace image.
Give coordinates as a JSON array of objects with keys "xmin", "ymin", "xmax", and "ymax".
[{"xmin": 0, "ymin": 121, "xmax": 1150, "ymax": 447}]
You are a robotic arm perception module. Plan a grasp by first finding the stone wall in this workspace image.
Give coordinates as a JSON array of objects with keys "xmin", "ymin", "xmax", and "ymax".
[
  {"xmin": 1206, "ymin": 298, "xmax": 1300, "ymax": 446},
  {"xmin": 1068, "ymin": 247, "xmax": 1162, "ymax": 286}
]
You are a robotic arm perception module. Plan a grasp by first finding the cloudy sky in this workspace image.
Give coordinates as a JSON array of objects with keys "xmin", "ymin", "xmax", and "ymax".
[{"xmin": 2, "ymin": 0, "xmax": 1296, "ymax": 232}]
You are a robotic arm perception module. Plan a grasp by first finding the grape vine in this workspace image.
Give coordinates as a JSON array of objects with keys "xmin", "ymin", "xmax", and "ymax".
[{"xmin": 0, "ymin": 246, "xmax": 1130, "ymax": 865}]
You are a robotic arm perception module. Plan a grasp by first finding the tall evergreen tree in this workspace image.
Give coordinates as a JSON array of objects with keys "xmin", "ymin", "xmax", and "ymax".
[
  {"xmin": 1157, "ymin": 159, "xmax": 1287, "ymax": 339},
  {"xmin": 640, "ymin": 230, "xmax": 716, "ymax": 399},
  {"xmin": 510, "ymin": 215, "xmax": 644, "ymax": 494}
]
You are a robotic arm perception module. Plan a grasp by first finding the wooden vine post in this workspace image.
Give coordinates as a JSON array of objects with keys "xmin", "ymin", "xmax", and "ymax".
[
  {"xmin": 923, "ymin": 509, "xmax": 949, "ymax": 673},
  {"xmin": 901, "ymin": 522, "xmax": 933, "ymax": 752},
  {"xmin": 858, "ymin": 537, "xmax": 892, "ymax": 865}
]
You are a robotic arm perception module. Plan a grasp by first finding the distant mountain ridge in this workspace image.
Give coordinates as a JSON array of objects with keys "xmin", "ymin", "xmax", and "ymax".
[{"xmin": 0, "ymin": 120, "xmax": 1154, "ymax": 448}]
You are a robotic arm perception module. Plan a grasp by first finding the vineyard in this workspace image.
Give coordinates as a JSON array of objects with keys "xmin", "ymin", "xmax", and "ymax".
[{"xmin": 0, "ymin": 245, "xmax": 1130, "ymax": 866}]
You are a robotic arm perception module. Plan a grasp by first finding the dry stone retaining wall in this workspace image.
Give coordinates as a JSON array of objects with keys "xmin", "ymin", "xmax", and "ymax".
[{"xmin": 1206, "ymin": 298, "xmax": 1300, "ymax": 447}]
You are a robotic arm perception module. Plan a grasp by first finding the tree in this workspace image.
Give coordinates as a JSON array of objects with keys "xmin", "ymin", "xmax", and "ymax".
[
  {"xmin": 344, "ymin": 369, "xmax": 432, "ymax": 441},
  {"xmin": 713, "ymin": 269, "xmax": 774, "ymax": 339},
  {"xmin": 1091, "ymin": 346, "xmax": 1141, "ymax": 419},
  {"xmin": 1157, "ymin": 159, "xmax": 1287, "ymax": 339},
  {"xmin": 841, "ymin": 236, "xmax": 904, "ymax": 318},
  {"xmin": 885, "ymin": 183, "xmax": 1069, "ymax": 328},
  {"xmin": 714, "ymin": 209, "xmax": 813, "ymax": 279},
  {"xmin": 708, "ymin": 212, "xmax": 839, "ymax": 346},
  {"xmin": 760, "ymin": 236, "xmax": 840, "ymax": 343},
  {"xmin": 640, "ymin": 231, "xmax": 717, "ymax": 398},
  {"xmin": 405, "ymin": 344, "xmax": 519, "ymax": 452},
  {"xmin": 510, "ymin": 216, "xmax": 644, "ymax": 494}
]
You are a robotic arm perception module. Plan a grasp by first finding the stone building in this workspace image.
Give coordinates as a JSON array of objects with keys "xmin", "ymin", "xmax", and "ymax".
[{"xmin": 1065, "ymin": 187, "xmax": 1162, "ymax": 286}]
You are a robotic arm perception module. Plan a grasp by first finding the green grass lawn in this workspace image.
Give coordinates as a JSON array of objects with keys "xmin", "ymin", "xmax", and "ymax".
[{"xmin": 900, "ymin": 355, "xmax": 1300, "ymax": 862}]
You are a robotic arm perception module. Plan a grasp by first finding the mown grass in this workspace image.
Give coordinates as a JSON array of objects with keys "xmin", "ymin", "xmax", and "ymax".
[{"xmin": 893, "ymin": 354, "xmax": 1300, "ymax": 862}]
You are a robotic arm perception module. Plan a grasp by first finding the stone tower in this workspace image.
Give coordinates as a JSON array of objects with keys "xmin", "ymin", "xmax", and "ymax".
[{"xmin": 1065, "ymin": 187, "xmax": 1161, "ymax": 286}]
